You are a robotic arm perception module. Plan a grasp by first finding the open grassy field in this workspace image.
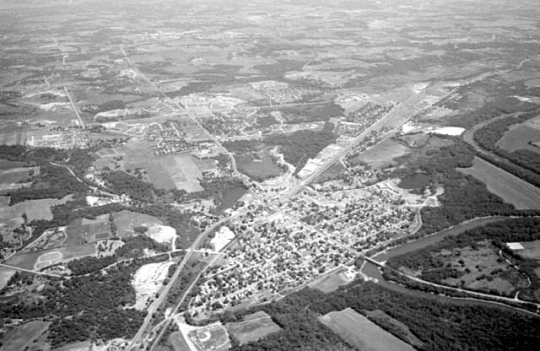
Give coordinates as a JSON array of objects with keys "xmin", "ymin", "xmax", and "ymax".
[
  {"xmin": 113, "ymin": 210, "xmax": 162, "ymax": 237},
  {"xmin": 459, "ymin": 157, "xmax": 540, "ymax": 209},
  {"xmin": 0, "ymin": 195, "xmax": 73, "ymax": 228},
  {"xmin": 517, "ymin": 240, "xmax": 540, "ymax": 260},
  {"xmin": 0, "ymin": 265, "xmax": 16, "ymax": 290},
  {"xmin": 309, "ymin": 268, "xmax": 352, "ymax": 293},
  {"xmin": 350, "ymin": 139, "xmax": 410, "ymax": 169},
  {"xmin": 225, "ymin": 311, "xmax": 281, "ymax": 345},
  {"xmin": 237, "ymin": 149, "xmax": 283, "ymax": 181},
  {"xmin": 496, "ymin": 124, "xmax": 540, "ymax": 153},
  {"xmin": 365, "ymin": 310, "xmax": 423, "ymax": 348},
  {"xmin": 188, "ymin": 324, "xmax": 230, "ymax": 351},
  {"xmin": 319, "ymin": 308, "xmax": 415, "ymax": 351},
  {"xmin": 7, "ymin": 244, "xmax": 96, "ymax": 271},
  {"xmin": 170, "ymin": 331, "xmax": 191, "ymax": 351},
  {"xmin": 1, "ymin": 321, "xmax": 51, "ymax": 351}
]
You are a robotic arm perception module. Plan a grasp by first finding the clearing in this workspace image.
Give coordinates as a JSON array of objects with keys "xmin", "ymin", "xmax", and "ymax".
[
  {"xmin": 459, "ymin": 157, "xmax": 540, "ymax": 209},
  {"xmin": 496, "ymin": 124, "xmax": 540, "ymax": 153},
  {"xmin": 319, "ymin": 308, "xmax": 415, "ymax": 351},
  {"xmin": 146, "ymin": 225, "xmax": 177, "ymax": 247},
  {"xmin": 0, "ymin": 195, "xmax": 73, "ymax": 227},
  {"xmin": 516, "ymin": 240, "xmax": 540, "ymax": 260},
  {"xmin": 225, "ymin": 311, "xmax": 281, "ymax": 345},
  {"xmin": 350, "ymin": 139, "xmax": 410, "ymax": 169},
  {"xmin": 113, "ymin": 210, "xmax": 162, "ymax": 237},
  {"xmin": 309, "ymin": 268, "xmax": 355, "ymax": 293},
  {"xmin": 132, "ymin": 261, "xmax": 174, "ymax": 310},
  {"xmin": 1, "ymin": 321, "xmax": 51, "ymax": 351}
]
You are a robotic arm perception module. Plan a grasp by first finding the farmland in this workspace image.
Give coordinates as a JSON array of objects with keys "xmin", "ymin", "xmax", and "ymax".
[
  {"xmin": 0, "ymin": 195, "xmax": 73, "ymax": 226},
  {"xmin": 0, "ymin": 265, "xmax": 15, "ymax": 290},
  {"xmin": 225, "ymin": 311, "xmax": 281, "ymax": 345},
  {"xmin": 517, "ymin": 240, "xmax": 540, "ymax": 260},
  {"xmin": 170, "ymin": 332, "xmax": 191, "ymax": 351},
  {"xmin": 64, "ymin": 216, "xmax": 112, "ymax": 246},
  {"xmin": 319, "ymin": 308, "xmax": 415, "ymax": 351},
  {"xmin": 496, "ymin": 124, "xmax": 540, "ymax": 153},
  {"xmin": 0, "ymin": 321, "xmax": 50, "ymax": 351},
  {"xmin": 459, "ymin": 157, "xmax": 540, "ymax": 209}
]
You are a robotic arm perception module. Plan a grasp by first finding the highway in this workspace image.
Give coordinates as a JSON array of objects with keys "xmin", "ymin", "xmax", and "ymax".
[{"xmin": 283, "ymin": 90, "xmax": 426, "ymax": 200}]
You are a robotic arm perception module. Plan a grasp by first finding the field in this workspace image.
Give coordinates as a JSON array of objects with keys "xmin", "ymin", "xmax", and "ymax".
[
  {"xmin": 64, "ymin": 217, "xmax": 111, "ymax": 246},
  {"xmin": 459, "ymin": 157, "xmax": 540, "ymax": 209},
  {"xmin": 365, "ymin": 310, "xmax": 423, "ymax": 348},
  {"xmin": 0, "ymin": 265, "xmax": 16, "ymax": 290},
  {"xmin": 0, "ymin": 166, "xmax": 36, "ymax": 191},
  {"xmin": 437, "ymin": 241, "xmax": 528, "ymax": 295},
  {"xmin": 170, "ymin": 331, "xmax": 191, "ymax": 351},
  {"xmin": 0, "ymin": 195, "xmax": 73, "ymax": 228},
  {"xmin": 188, "ymin": 323, "xmax": 230, "ymax": 351},
  {"xmin": 0, "ymin": 321, "xmax": 51, "ymax": 351},
  {"xmin": 237, "ymin": 149, "xmax": 283, "ymax": 181},
  {"xmin": 517, "ymin": 240, "xmax": 540, "ymax": 260},
  {"xmin": 309, "ymin": 268, "xmax": 353, "ymax": 293},
  {"xmin": 350, "ymin": 139, "xmax": 410, "ymax": 169},
  {"xmin": 319, "ymin": 308, "xmax": 415, "ymax": 351},
  {"xmin": 6, "ymin": 244, "xmax": 96, "ymax": 270},
  {"xmin": 496, "ymin": 124, "xmax": 540, "ymax": 153},
  {"xmin": 113, "ymin": 210, "xmax": 162, "ymax": 237},
  {"xmin": 225, "ymin": 311, "xmax": 281, "ymax": 345}
]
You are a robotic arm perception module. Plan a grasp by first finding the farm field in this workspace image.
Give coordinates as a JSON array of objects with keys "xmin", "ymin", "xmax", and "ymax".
[
  {"xmin": 113, "ymin": 210, "xmax": 162, "ymax": 237},
  {"xmin": 64, "ymin": 217, "xmax": 111, "ymax": 246},
  {"xmin": 350, "ymin": 139, "xmax": 410, "ymax": 169},
  {"xmin": 365, "ymin": 310, "xmax": 423, "ymax": 348},
  {"xmin": 0, "ymin": 166, "xmax": 36, "ymax": 188},
  {"xmin": 319, "ymin": 308, "xmax": 415, "ymax": 351},
  {"xmin": 496, "ymin": 124, "xmax": 540, "ymax": 153},
  {"xmin": 517, "ymin": 240, "xmax": 540, "ymax": 260},
  {"xmin": 225, "ymin": 311, "xmax": 281, "ymax": 345},
  {"xmin": 0, "ymin": 195, "xmax": 73, "ymax": 227},
  {"xmin": 459, "ymin": 157, "xmax": 540, "ymax": 209},
  {"xmin": 1, "ymin": 320, "xmax": 50, "ymax": 351},
  {"xmin": 309, "ymin": 268, "xmax": 354, "ymax": 293}
]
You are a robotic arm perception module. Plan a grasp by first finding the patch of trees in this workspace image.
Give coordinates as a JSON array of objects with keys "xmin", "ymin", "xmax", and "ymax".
[
  {"xmin": 222, "ymin": 140, "xmax": 262, "ymax": 154},
  {"xmin": 102, "ymin": 170, "xmax": 155, "ymax": 202},
  {"xmin": 229, "ymin": 281, "xmax": 540, "ymax": 351},
  {"xmin": 387, "ymin": 217, "xmax": 540, "ymax": 301},
  {"xmin": 265, "ymin": 122, "xmax": 336, "ymax": 173},
  {"xmin": 474, "ymin": 112, "xmax": 540, "ymax": 185},
  {"xmin": 67, "ymin": 255, "xmax": 117, "ymax": 275},
  {"xmin": 445, "ymin": 97, "xmax": 539, "ymax": 129},
  {"xmin": 0, "ymin": 262, "xmax": 148, "ymax": 347},
  {"xmin": 387, "ymin": 137, "xmax": 514, "ymax": 237},
  {"xmin": 8, "ymin": 163, "xmax": 87, "ymax": 205}
]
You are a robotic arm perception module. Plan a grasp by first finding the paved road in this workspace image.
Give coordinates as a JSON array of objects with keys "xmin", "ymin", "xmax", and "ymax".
[
  {"xmin": 63, "ymin": 87, "xmax": 85, "ymax": 129},
  {"xmin": 283, "ymin": 90, "xmax": 425, "ymax": 200}
]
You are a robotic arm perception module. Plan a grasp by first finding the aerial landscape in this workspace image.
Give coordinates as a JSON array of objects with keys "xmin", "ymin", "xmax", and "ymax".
[{"xmin": 2, "ymin": 0, "xmax": 540, "ymax": 350}]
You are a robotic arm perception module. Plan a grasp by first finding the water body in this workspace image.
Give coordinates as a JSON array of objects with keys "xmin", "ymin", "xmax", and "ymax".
[{"xmin": 397, "ymin": 173, "xmax": 430, "ymax": 189}]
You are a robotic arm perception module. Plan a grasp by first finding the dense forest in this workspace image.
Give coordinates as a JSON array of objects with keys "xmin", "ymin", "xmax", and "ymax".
[{"xmin": 225, "ymin": 280, "xmax": 540, "ymax": 351}]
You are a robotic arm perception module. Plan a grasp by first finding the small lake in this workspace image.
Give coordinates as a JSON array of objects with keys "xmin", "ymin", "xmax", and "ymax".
[{"xmin": 397, "ymin": 173, "xmax": 431, "ymax": 189}]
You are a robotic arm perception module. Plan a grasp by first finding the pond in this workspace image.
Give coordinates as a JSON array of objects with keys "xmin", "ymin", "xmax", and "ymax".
[{"xmin": 397, "ymin": 173, "xmax": 431, "ymax": 190}]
